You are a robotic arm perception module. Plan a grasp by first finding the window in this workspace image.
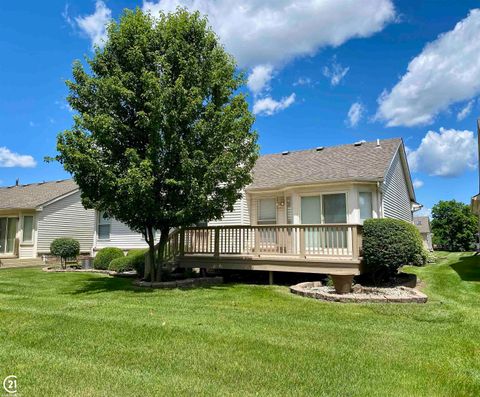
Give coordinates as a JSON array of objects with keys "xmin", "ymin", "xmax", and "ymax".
[
  {"xmin": 301, "ymin": 196, "xmax": 321, "ymax": 224},
  {"xmin": 257, "ymin": 198, "xmax": 276, "ymax": 224},
  {"xmin": 22, "ymin": 215, "xmax": 34, "ymax": 243},
  {"xmin": 98, "ymin": 212, "xmax": 111, "ymax": 240},
  {"xmin": 323, "ymin": 193, "xmax": 347, "ymax": 223},
  {"xmin": 359, "ymin": 192, "xmax": 373, "ymax": 222}
]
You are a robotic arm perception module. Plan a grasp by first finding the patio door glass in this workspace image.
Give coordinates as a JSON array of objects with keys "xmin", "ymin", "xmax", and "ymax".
[
  {"xmin": 0, "ymin": 218, "xmax": 17, "ymax": 255},
  {"xmin": 301, "ymin": 196, "xmax": 321, "ymax": 252}
]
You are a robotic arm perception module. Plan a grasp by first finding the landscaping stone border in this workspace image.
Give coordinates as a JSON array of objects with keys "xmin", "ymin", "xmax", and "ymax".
[
  {"xmin": 42, "ymin": 266, "xmax": 137, "ymax": 278},
  {"xmin": 134, "ymin": 276, "xmax": 223, "ymax": 289},
  {"xmin": 290, "ymin": 281, "xmax": 427, "ymax": 303}
]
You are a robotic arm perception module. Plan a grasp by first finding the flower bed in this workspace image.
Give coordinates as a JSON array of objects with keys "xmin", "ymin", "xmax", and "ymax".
[{"xmin": 290, "ymin": 281, "xmax": 427, "ymax": 303}]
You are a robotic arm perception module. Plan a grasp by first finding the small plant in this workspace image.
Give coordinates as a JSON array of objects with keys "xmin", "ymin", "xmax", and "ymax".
[
  {"xmin": 363, "ymin": 218, "xmax": 427, "ymax": 283},
  {"xmin": 94, "ymin": 247, "xmax": 124, "ymax": 270},
  {"xmin": 50, "ymin": 238, "xmax": 80, "ymax": 269}
]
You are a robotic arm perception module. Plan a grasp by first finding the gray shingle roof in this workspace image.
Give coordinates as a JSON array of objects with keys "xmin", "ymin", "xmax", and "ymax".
[
  {"xmin": 0, "ymin": 179, "xmax": 78, "ymax": 210},
  {"xmin": 247, "ymin": 138, "xmax": 403, "ymax": 191},
  {"xmin": 414, "ymin": 216, "xmax": 431, "ymax": 234}
]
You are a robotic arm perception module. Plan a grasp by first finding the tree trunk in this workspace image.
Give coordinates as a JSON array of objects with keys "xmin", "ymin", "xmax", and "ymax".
[
  {"xmin": 145, "ymin": 226, "xmax": 156, "ymax": 282},
  {"xmin": 156, "ymin": 226, "xmax": 170, "ymax": 282}
]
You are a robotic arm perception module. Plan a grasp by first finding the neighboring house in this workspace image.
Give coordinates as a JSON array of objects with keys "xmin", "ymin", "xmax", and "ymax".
[
  {"xmin": 1, "ymin": 138, "xmax": 419, "ymax": 274},
  {"xmin": 0, "ymin": 180, "xmax": 152, "ymax": 259},
  {"xmin": 414, "ymin": 216, "xmax": 433, "ymax": 251}
]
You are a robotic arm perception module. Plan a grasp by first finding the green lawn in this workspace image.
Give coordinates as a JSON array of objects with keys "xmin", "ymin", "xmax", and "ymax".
[{"xmin": 0, "ymin": 253, "xmax": 479, "ymax": 396}]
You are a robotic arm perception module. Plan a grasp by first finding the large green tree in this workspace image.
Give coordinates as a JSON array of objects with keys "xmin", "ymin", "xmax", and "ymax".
[
  {"xmin": 431, "ymin": 200, "xmax": 478, "ymax": 251},
  {"xmin": 54, "ymin": 8, "xmax": 258, "ymax": 280}
]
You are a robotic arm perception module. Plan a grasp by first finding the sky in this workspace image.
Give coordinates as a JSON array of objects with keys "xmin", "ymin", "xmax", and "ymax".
[{"xmin": 1, "ymin": 0, "xmax": 480, "ymax": 217}]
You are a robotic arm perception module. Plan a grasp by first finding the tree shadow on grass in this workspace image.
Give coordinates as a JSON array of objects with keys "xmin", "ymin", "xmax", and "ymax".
[
  {"xmin": 450, "ymin": 254, "xmax": 480, "ymax": 282},
  {"xmin": 70, "ymin": 276, "xmax": 154, "ymax": 295},
  {"xmin": 69, "ymin": 275, "xmax": 231, "ymax": 295}
]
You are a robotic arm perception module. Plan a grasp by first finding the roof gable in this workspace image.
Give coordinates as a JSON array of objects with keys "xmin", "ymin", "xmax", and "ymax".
[{"xmin": 0, "ymin": 179, "xmax": 78, "ymax": 210}]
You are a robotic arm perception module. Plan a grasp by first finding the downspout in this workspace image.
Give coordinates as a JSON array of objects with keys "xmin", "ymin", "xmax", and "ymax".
[{"xmin": 376, "ymin": 181, "xmax": 383, "ymax": 218}]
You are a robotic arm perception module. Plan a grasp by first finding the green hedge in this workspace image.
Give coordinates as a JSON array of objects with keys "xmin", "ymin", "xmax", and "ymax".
[
  {"xmin": 362, "ymin": 218, "xmax": 427, "ymax": 280},
  {"xmin": 94, "ymin": 247, "xmax": 124, "ymax": 270},
  {"xmin": 108, "ymin": 249, "xmax": 147, "ymax": 275},
  {"xmin": 50, "ymin": 238, "xmax": 80, "ymax": 268}
]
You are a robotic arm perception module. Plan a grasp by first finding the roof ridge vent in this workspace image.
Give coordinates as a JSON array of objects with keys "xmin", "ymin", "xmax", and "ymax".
[
  {"xmin": 376, "ymin": 138, "xmax": 381, "ymax": 147},
  {"xmin": 282, "ymin": 151, "xmax": 290, "ymax": 155},
  {"xmin": 316, "ymin": 146, "xmax": 324, "ymax": 151},
  {"xmin": 353, "ymin": 140, "xmax": 366, "ymax": 146}
]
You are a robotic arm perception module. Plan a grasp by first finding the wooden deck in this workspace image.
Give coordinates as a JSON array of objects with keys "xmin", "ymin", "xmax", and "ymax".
[{"xmin": 164, "ymin": 224, "xmax": 363, "ymax": 275}]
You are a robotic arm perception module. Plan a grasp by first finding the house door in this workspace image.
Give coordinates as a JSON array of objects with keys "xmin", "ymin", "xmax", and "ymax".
[{"xmin": 0, "ymin": 218, "xmax": 18, "ymax": 255}]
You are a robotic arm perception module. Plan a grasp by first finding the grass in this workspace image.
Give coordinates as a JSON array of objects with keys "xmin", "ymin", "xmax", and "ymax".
[{"xmin": 0, "ymin": 252, "xmax": 479, "ymax": 396}]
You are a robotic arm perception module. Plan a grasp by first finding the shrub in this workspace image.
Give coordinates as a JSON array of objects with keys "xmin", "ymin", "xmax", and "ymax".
[
  {"xmin": 362, "ymin": 218, "xmax": 427, "ymax": 281},
  {"xmin": 107, "ymin": 249, "xmax": 147, "ymax": 275},
  {"xmin": 94, "ymin": 247, "xmax": 124, "ymax": 270},
  {"xmin": 50, "ymin": 238, "xmax": 80, "ymax": 269}
]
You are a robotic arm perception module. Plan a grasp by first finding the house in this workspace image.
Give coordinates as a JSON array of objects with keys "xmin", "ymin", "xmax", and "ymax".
[
  {"xmin": 0, "ymin": 180, "xmax": 154, "ymax": 259},
  {"xmin": 414, "ymin": 216, "xmax": 433, "ymax": 251},
  {"xmin": 1, "ymin": 138, "xmax": 419, "ymax": 280}
]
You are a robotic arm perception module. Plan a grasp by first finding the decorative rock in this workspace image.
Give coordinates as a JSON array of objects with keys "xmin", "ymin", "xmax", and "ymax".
[{"xmin": 290, "ymin": 282, "xmax": 427, "ymax": 303}]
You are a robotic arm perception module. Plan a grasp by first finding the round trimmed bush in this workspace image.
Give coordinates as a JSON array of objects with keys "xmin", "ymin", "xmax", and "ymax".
[
  {"xmin": 107, "ymin": 249, "xmax": 147, "ymax": 274},
  {"xmin": 108, "ymin": 256, "xmax": 133, "ymax": 272},
  {"xmin": 94, "ymin": 247, "xmax": 124, "ymax": 270},
  {"xmin": 362, "ymin": 218, "xmax": 427, "ymax": 281},
  {"xmin": 50, "ymin": 238, "xmax": 80, "ymax": 268}
]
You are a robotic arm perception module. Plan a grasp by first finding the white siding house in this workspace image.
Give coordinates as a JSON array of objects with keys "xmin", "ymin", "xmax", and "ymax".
[{"xmin": 0, "ymin": 138, "xmax": 420, "ymax": 261}]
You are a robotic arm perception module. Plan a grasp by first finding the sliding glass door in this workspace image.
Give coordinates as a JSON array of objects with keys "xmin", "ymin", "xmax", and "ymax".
[{"xmin": 0, "ymin": 218, "xmax": 18, "ymax": 255}]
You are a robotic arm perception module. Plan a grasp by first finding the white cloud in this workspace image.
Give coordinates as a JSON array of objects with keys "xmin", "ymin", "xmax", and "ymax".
[
  {"xmin": 247, "ymin": 64, "xmax": 274, "ymax": 95},
  {"xmin": 253, "ymin": 93, "xmax": 296, "ymax": 116},
  {"xmin": 413, "ymin": 179, "xmax": 424, "ymax": 189},
  {"xmin": 142, "ymin": 0, "xmax": 395, "ymax": 68},
  {"xmin": 62, "ymin": 3, "xmax": 75, "ymax": 28},
  {"xmin": 407, "ymin": 127, "xmax": 478, "ymax": 177},
  {"xmin": 377, "ymin": 9, "xmax": 480, "ymax": 127},
  {"xmin": 293, "ymin": 77, "xmax": 313, "ymax": 87},
  {"xmin": 75, "ymin": 0, "xmax": 111, "ymax": 49},
  {"xmin": 346, "ymin": 102, "xmax": 364, "ymax": 127},
  {"xmin": 323, "ymin": 59, "xmax": 349, "ymax": 86},
  {"xmin": 0, "ymin": 147, "xmax": 36, "ymax": 168},
  {"xmin": 457, "ymin": 99, "xmax": 475, "ymax": 121}
]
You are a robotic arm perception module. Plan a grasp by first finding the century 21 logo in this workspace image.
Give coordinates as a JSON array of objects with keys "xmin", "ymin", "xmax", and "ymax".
[{"xmin": 3, "ymin": 375, "xmax": 17, "ymax": 394}]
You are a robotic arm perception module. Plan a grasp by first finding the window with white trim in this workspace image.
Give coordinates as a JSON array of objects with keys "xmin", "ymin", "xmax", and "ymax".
[
  {"xmin": 98, "ymin": 212, "xmax": 111, "ymax": 240},
  {"xmin": 22, "ymin": 215, "xmax": 34, "ymax": 243},
  {"xmin": 359, "ymin": 192, "xmax": 373, "ymax": 222},
  {"xmin": 257, "ymin": 198, "xmax": 276, "ymax": 225}
]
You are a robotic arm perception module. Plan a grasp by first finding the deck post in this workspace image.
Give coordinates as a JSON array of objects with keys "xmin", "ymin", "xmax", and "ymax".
[
  {"xmin": 214, "ymin": 228, "xmax": 220, "ymax": 258},
  {"xmin": 269, "ymin": 271, "xmax": 274, "ymax": 285},
  {"xmin": 299, "ymin": 227, "xmax": 306, "ymax": 258},
  {"xmin": 351, "ymin": 226, "xmax": 358, "ymax": 259},
  {"xmin": 179, "ymin": 229, "xmax": 185, "ymax": 257}
]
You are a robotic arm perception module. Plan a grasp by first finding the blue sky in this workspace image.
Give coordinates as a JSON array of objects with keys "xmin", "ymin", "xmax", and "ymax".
[{"xmin": 1, "ymin": 0, "xmax": 480, "ymax": 216}]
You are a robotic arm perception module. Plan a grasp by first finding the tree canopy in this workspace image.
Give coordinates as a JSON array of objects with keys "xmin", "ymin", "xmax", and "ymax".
[
  {"xmin": 55, "ymin": 8, "xmax": 258, "ymax": 280},
  {"xmin": 431, "ymin": 200, "xmax": 478, "ymax": 251}
]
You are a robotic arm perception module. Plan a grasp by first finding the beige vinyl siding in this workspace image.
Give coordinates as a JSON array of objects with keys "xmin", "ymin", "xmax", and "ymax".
[
  {"xmin": 37, "ymin": 191, "xmax": 95, "ymax": 254},
  {"xmin": 208, "ymin": 193, "xmax": 250, "ymax": 226},
  {"xmin": 382, "ymin": 152, "xmax": 412, "ymax": 222},
  {"xmin": 95, "ymin": 218, "xmax": 152, "ymax": 251}
]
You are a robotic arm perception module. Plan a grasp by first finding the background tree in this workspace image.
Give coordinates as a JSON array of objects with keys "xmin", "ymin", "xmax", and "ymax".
[
  {"xmin": 54, "ymin": 8, "xmax": 258, "ymax": 281},
  {"xmin": 431, "ymin": 200, "xmax": 478, "ymax": 251}
]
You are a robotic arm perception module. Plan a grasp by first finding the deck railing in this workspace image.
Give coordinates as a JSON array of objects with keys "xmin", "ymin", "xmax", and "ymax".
[{"xmin": 176, "ymin": 224, "xmax": 362, "ymax": 260}]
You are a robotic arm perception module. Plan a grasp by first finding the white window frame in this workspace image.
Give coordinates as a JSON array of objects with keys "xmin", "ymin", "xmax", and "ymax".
[
  {"xmin": 299, "ymin": 191, "xmax": 348, "ymax": 224},
  {"xmin": 22, "ymin": 215, "xmax": 34, "ymax": 244},
  {"xmin": 98, "ymin": 212, "xmax": 111, "ymax": 240},
  {"xmin": 257, "ymin": 198, "xmax": 277, "ymax": 225},
  {"xmin": 359, "ymin": 191, "xmax": 373, "ymax": 223}
]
